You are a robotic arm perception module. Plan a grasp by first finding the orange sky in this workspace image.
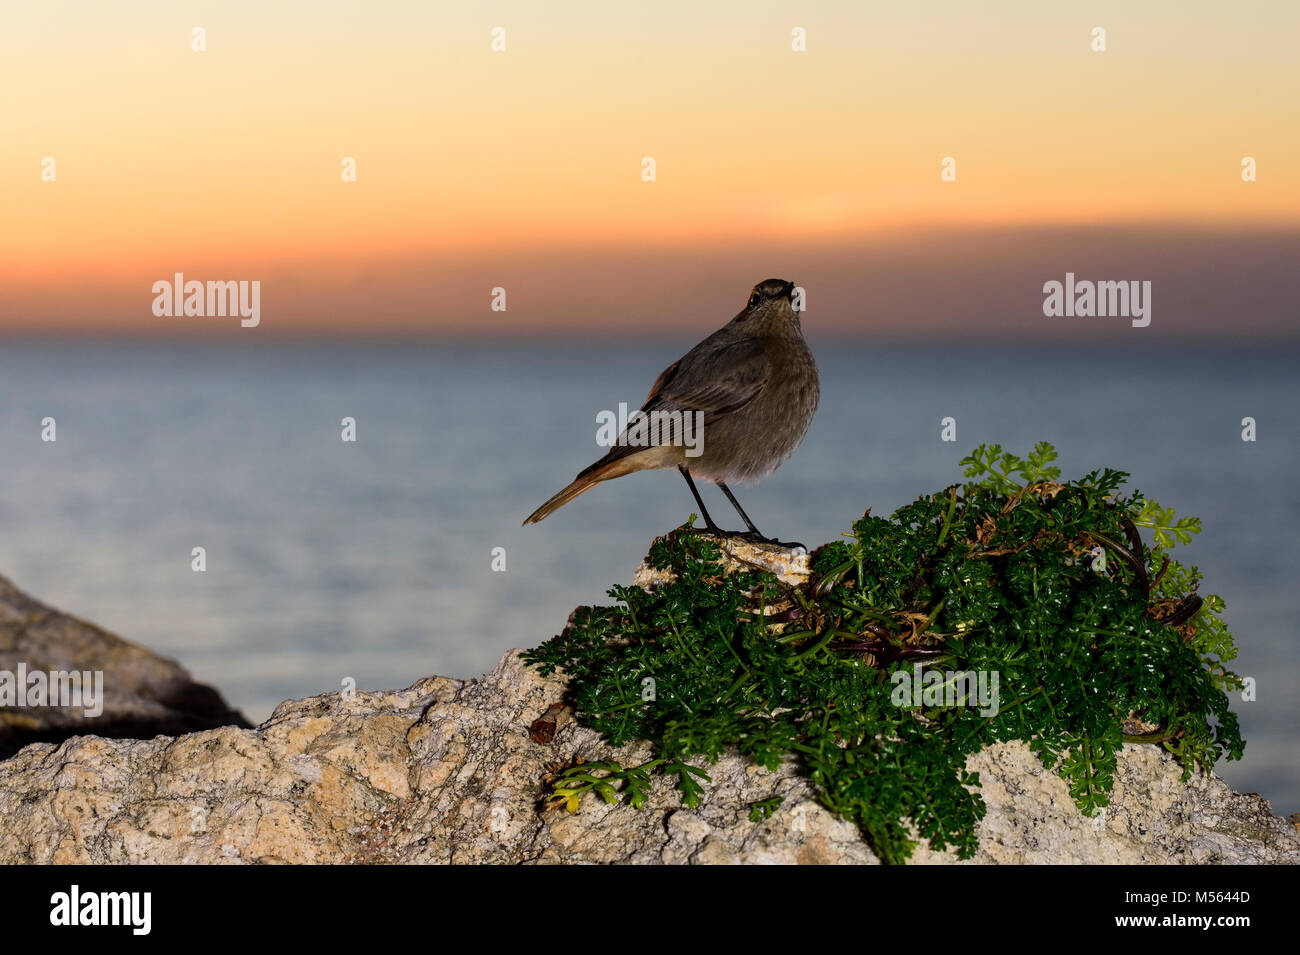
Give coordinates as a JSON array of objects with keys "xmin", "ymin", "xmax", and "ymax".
[{"xmin": 2, "ymin": 1, "xmax": 1297, "ymax": 336}]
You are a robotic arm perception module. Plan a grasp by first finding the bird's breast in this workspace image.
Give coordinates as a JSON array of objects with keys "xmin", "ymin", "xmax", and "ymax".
[{"xmin": 689, "ymin": 336, "xmax": 819, "ymax": 483}]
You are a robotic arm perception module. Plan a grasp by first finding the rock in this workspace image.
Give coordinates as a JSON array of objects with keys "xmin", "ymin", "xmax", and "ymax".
[
  {"xmin": 0, "ymin": 645, "xmax": 1294, "ymax": 864},
  {"xmin": 0, "ymin": 547, "xmax": 1294, "ymax": 865},
  {"xmin": 633, "ymin": 533, "xmax": 812, "ymax": 590},
  {"xmin": 0, "ymin": 573, "xmax": 249, "ymax": 758}
]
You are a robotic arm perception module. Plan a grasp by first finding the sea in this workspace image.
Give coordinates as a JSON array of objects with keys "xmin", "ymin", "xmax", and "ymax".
[{"xmin": 0, "ymin": 339, "xmax": 1296, "ymax": 812}]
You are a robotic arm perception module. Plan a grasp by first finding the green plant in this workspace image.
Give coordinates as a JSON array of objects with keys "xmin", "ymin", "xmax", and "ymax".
[{"xmin": 523, "ymin": 443, "xmax": 1244, "ymax": 863}]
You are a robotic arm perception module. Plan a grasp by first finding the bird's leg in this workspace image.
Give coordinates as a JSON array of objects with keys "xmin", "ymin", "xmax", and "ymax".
[
  {"xmin": 718, "ymin": 482, "xmax": 805, "ymax": 552},
  {"xmin": 678, "ymin": 466, "xmax": 723, "ymax": 534},
  {"xmin": 717, "ymin": 482, "xmax": 761, "ymax": 536}
]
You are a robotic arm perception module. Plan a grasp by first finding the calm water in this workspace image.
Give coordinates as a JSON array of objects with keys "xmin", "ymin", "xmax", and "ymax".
[{"xmin": 0, "ymin": 340, "xmax": 1296, "ymax": 811}]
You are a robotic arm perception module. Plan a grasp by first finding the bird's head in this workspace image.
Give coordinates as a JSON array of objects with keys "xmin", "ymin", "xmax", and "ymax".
[{"xmin": 738, "ymin": 278, "xmax": 800, "ymax": 328}]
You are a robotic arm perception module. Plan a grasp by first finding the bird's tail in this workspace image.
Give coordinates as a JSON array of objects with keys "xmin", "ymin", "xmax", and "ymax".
[{"xmin": 522, "ymin": 454, "xmax": 651, "ymax": 525}]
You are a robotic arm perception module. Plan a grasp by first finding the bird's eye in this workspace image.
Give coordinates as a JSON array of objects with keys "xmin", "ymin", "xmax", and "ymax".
[{"xmin": 747, "ymin": 292, "xmax": 761, "ymax": 308}]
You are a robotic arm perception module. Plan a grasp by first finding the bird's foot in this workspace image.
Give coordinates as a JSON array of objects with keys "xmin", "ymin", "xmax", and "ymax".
[
  {"xmin": 729, "ymin": 530, "xmax": 808, "ymax": 554},
  {"xmin": 688, "ymin": 521, "xmax": 806, "ymax": 554}
]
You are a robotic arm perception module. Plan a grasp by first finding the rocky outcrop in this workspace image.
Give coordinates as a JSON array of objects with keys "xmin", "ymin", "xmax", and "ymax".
[
  {"xmin": 0, "ymin": 550, "xmax": 1294, "ymax": 865},
  {"xmin": 0, "ymin": 646, "xmax": 1294, "ymax": 864},
  {"xmin": 0, "ymin": 573, "xmax": 249, "ymax": 758}
]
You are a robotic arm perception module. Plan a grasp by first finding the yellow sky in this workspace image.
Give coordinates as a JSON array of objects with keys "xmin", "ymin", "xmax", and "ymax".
[{"xmin": 2, "ymin": 1, "xmax": 1297, "ymax": 331}]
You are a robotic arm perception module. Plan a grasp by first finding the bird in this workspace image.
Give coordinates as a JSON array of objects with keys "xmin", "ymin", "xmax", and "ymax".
[{"xmin": 523, "ymin": 278, "xmax": 819, "ymax": 545}]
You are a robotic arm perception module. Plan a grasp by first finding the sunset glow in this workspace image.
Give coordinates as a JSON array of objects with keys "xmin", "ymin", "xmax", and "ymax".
[{"xmin": 3, "ymin": 1, "xmax": 1297, "ymax": 335}]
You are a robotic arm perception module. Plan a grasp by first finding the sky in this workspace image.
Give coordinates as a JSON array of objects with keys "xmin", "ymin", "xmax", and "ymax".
[{"xmin": 2, "ymin": 1, "xmax": 1297, "ymax": 339}]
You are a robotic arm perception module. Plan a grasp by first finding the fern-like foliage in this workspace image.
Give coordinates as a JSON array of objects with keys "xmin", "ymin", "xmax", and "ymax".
[{"xmin": 523, "ymin": 444, "xmax": 1244, "ymax": 863}]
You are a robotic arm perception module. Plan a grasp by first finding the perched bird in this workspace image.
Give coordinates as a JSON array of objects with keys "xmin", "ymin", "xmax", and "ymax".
[{"xmin": 523, "ymin": 278, "xmax": 819, "ymax": 544}]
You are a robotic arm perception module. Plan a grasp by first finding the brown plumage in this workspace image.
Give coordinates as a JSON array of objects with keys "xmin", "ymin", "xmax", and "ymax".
[{"xmin": 523, "ymin": 278, "xmax": 819, "ymax": 542}]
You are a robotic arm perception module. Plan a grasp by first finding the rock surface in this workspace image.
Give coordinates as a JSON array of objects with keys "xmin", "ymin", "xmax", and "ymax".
[
  {"xmin": 633, "ymin": 534, "xmax": 812, "ymax": 589},
  {"xmin": 0, "ymin": 547, "xmax": 1294, "ymax": 865},
  {"xmin": 0, "ymin": 573, "xmax": 249, "ymax": 758},
  {"xmin": 0, "ymin": 645, "xmax": 1295, "ymax": 864}
]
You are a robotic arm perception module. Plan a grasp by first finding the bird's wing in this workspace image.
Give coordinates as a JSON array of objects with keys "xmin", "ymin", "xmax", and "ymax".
[
  {"xmin": 643, "ymin": 337, "xmax": 769, "ymax": 417},
  {"xmin": 576, "ymin": 336, "xmax": 769, "ymax": 475}
]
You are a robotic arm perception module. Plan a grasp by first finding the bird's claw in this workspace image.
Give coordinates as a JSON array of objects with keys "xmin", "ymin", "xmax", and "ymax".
[{"xmin": 701, "ymin": 528, "xmax": 807, "ymax": 554}]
